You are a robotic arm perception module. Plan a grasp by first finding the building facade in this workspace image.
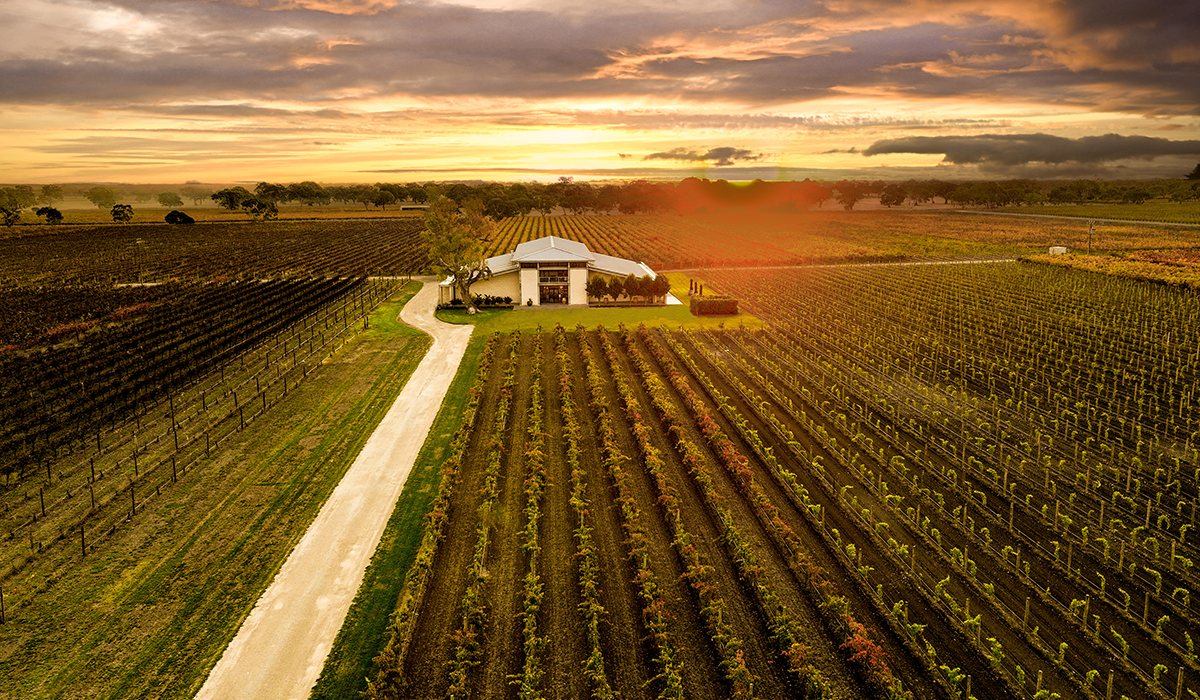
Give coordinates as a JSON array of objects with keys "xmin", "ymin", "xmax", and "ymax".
[{"xmin": 438, "ymin": 235, "xmax": 657, "ymax": 306}]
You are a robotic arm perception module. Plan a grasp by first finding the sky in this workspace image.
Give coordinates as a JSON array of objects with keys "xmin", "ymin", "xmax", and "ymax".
[{"xmin": 1, "ymin": 0, "xmax": 1199, "ymax": 184}]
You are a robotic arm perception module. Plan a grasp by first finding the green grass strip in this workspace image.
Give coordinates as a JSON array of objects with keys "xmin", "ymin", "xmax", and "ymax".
[{"xmin": 310, "ymin": 331, "xmax": 488, "ymax": 700}]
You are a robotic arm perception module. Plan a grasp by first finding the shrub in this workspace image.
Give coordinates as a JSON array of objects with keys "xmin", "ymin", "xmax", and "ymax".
[{"xmin": 690, "ymin": 295, "xmax": 739, "ymax": 315}]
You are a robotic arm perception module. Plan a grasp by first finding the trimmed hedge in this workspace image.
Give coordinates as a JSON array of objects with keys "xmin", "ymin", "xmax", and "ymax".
[{"xmin": 690, "ymin": 295, "xmax": 739, "ymax": 316}]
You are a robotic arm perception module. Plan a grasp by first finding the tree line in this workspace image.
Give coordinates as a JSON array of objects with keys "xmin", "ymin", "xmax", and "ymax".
[{"xmin": 5, "ymin": 167, "xmax": 1200, "ymax": 227}]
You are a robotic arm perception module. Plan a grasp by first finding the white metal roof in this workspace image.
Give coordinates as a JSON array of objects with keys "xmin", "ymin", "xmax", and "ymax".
[
  {"xmin": 511, "ymin": 236, "xmax": 595, "ymax": 263},
  {"xmin": 440, "ymin": 235, "xmax": 654, "ymax": 287}
]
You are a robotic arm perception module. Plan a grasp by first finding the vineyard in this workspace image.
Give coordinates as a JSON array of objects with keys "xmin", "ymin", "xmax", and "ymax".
[
  {"xmin": 365, "ymin": 259, "xmax": 1200, "ymax": 700},
  {"xmin": 483, "ymin": 210, "xmax": 1193, "ymax": 271},
  {"xmin": 0, "ymin": 217, "xmax": 428, "ymax": 285},
  {"xmin": 0, "ymin": 276, "xmax": 403, "ymax": 599}
]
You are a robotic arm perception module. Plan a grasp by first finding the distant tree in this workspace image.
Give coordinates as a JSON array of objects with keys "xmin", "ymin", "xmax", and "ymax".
[
  {"xmin": 1187, "ymin": 163, "xmax": 1200, "ymax": 180},
  {"xmin": 423, "ymin": 196, "xmax": 494, "ymax": 314},
  {"xmin": 0, "ymin": 189, "xmax": 22, "ymax": 226},
  {"xmin": 406, "ymin": 183, "xmax": 431, "ymax": 204},
  {"xmin": 1120, "ymin": 186, "xmax": 1152, "ymax": 204},
  {"xmin": 211, "ymin": 186, "xmax": 252, "ymax": 210},
  {"xmin": 880, "ymin": 183, "xmax": 907, "ymax": 208},
  {"xmin": 39, "ymin": 184, "xmax": 64, "ymax": 205},
  {"xmin": 372, "ymin": 189, "xmax": 397, "ymax": 209},
  {"xmin": 8, "ymin": 185, "xmax": 37, "ymax": 209},
  {"xmin": 483, "ymin": 196, "xmax": 520, "ymax": 219},
  {"xmin": 180, "ymin": 186, "xmax": 212, "ymax": 205},
  {"xmin": 110, "ymin": 203, "xmax": 134, "ymax": 223},
  {"xmin": 165, "ymin": 210, "xmax": 195, "ymax": 224},
  {"xmin": 241, "ymin": 197, "xmax": 279, "ymax": 221},
  {"xmin": 834, "ymin": 181, "xmax": 864, "ymax": 210},
  {"xmin": 351, "ymin": 185, "xmax": 379, "ymax": 209},
  {"xmin": 1166, "ymin": 181, "xmax": 1197, "ymax": 203},
  {"xmin": 287, "ymin": 181, "xmax": 330, "ymax": 206},
  {"xmin": 35, "ymin": 206, "xmax": 63, "ymax": 224},
  {"xmin": 254, "ymin": 182, "xmax": 289, "ymax": 203},
  {"xmin": 157, "ymin": 192, "xmax": 184, "ymax": 207},
  {"xmin": 927, "ymin": 180, "xmax": 958, "ymax": 204},
  {"xmin": 376, "ymin": 183, "xmax": 408, "ymax": 203},
  {"xmin": 85, "ymin": 186, "xmax": 117, "ymax": 209}
]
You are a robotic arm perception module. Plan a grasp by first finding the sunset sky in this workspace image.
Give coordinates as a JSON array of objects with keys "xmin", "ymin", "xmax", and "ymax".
[{"xmin": 2, "ymin": 0, "xmax": 1199, "ymax": 184}]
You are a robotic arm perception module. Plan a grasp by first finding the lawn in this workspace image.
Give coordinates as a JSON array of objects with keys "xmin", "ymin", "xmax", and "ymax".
[{"xmin": 433, "ymin": 272, "xmax": 762, "ymax": 333}]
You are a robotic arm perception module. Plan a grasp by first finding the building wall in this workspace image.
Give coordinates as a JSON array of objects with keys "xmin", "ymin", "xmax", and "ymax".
[
  {"xmin": 439, "ymin": 270, "xmax": 520, "ymax": 305},
  {"xmin": 470, "ymin": 272, "xmax": 521, "ymax": 301},
  {"xmin": 520, "ymin": 267, "xmax": 539, "ymax": 305},
  {"xmin": 569, "ymin": 267, "xmax": 588, "ymax": 305}
]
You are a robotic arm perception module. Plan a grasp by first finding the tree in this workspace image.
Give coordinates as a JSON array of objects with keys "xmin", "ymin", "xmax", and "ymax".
[
  {"xmin": 85, "ymin": 186, "xmax": 117, "ymax": 209},
  {"xmin": 165, "ymin": 210, "xmax": 195, "ymax": 224},
  {"xmin": 287, "ymin": 181, "xmax": 330, "ymax": 206},
  {"xmin": 372, "ymin": 189, "xmax": 396, "ymax": 209},
  {"xmin": 180, "ymin": 186, "xmax": 212, "ymax": 205},
  {"xmin": 157, "ymin": 192, "xmax": 184, "ymax": 207},
  {"xmin": 111, "ymin": 204, "xmax": 134, "ymax": 223},
  {"xmin": 35, "ymin": 206, "xmax": 63, "ymax": 224},
  {"xmin": 602, "ymin": 275, "xmax": 623, "ymax": 301},
  {"xmin": 586, "ymin": 275, "xmax": 609, "ymax": 301},
  {"xmin": 211, "ymin": 186, "xmax": 252, "ymax": 210},
  {"xmin": 241, "ymin": 197, "xmax": 279, "ymax": 221},
  {"xmin": 1187, "ymin": 163, "xmax": 1200, "ymax": 180},
  {"xmin": 834, "ymin": 181, "xmax": 864, "ymax": 210},
  {"xmin": 623, "ymin": 273, "xmax": 642, "ymax": 301},
  {"xmin": 649, "ymin": 273, "xmax": 671, "ymax": 302},
  {"xmin": 39, "ymin": 184, "xmax": 63, "ymax": 205},
  {"xmin": 423, "ymin": 196, "xmax": 494, "ymax": 314},
  {"xmin": 255, "ymin": 182, "xmax": 289, "ymax": 202},
  {"xmin": 880, "ymin": 183, "xmax": 907, "ymax": 208},
  {"xmin": 0, "ymin": 188, "xmax": 30, "ymax": 226}
]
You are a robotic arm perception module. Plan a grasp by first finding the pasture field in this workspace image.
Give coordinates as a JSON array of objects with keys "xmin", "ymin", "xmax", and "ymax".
[{"xmin": 363, "ymin": 259, "xmax": 1199, "ymax": 700}]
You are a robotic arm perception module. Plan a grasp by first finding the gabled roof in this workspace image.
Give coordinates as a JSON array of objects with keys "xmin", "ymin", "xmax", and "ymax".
[
  {"xmin": 511, "ymin": 236, "xmax": 595, "ymax": 263},
  {"xmin": 444, "ymin": 235, "xmax": 654, "ymax": 287},
  {"xmin": 590, "ymin": 252, "xmax": 655, "ymax": 279}
]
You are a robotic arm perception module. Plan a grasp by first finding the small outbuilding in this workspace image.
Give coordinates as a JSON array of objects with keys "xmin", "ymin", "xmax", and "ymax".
[
  {"xmin": 1049, "ymin": 246, "xmax": 1068, "ymax": 255},
  {"xmin": 438, "ymin": 236, "xmax": 658, "ymax": 306}
]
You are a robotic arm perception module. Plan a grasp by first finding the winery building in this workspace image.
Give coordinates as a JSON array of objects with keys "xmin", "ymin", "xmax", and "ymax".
[{"xmin": 438, "ymin": 236, "xmax": 658, "ymax": 306}]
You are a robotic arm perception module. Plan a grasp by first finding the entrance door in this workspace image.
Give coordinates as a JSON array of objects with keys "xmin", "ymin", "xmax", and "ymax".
[{"xmin": 539, "ymin": 285, "xmax": 567, "ymax": 305}]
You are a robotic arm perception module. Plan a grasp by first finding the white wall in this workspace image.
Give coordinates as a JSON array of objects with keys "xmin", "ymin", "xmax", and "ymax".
[
  {"xmin": 520, "ymin": 267, "xmax": 539, "ymax": 305},
  {"xmin": 569, "ymin": 267, "xmax": 588, "ymax": 305},
  {"xmin": 470, "ymin": 271, "xmax": 520, "ymax": 301}
]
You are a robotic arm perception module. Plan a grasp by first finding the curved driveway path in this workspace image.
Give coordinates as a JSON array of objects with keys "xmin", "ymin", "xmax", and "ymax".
[{"xmin": 197, "ymin": 277, "xmax": 473, "ymax": 700}]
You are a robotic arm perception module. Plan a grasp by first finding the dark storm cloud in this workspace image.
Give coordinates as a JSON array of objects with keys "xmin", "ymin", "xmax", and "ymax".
[
  {"xmin": 1, "ymin": 0, "xmax": 1197, "ymax": 115},
  {"xmin": 642, "ymin": 147, "xmax": 764, "ymax": 167},
  {"xmin": 862, "ymin": 133, "xmax": 1200, "ymax": 166}
]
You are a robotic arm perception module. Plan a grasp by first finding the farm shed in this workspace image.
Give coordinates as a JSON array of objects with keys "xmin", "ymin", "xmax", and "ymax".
[{"xmin": 439, "ymin": 235, "xmax": 657, "ymax": 306}]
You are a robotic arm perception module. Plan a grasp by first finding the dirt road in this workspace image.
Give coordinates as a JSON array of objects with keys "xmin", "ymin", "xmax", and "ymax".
[{"xmin": 196, "ymin": 278, "xmax": 472, "ymax": 700}]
